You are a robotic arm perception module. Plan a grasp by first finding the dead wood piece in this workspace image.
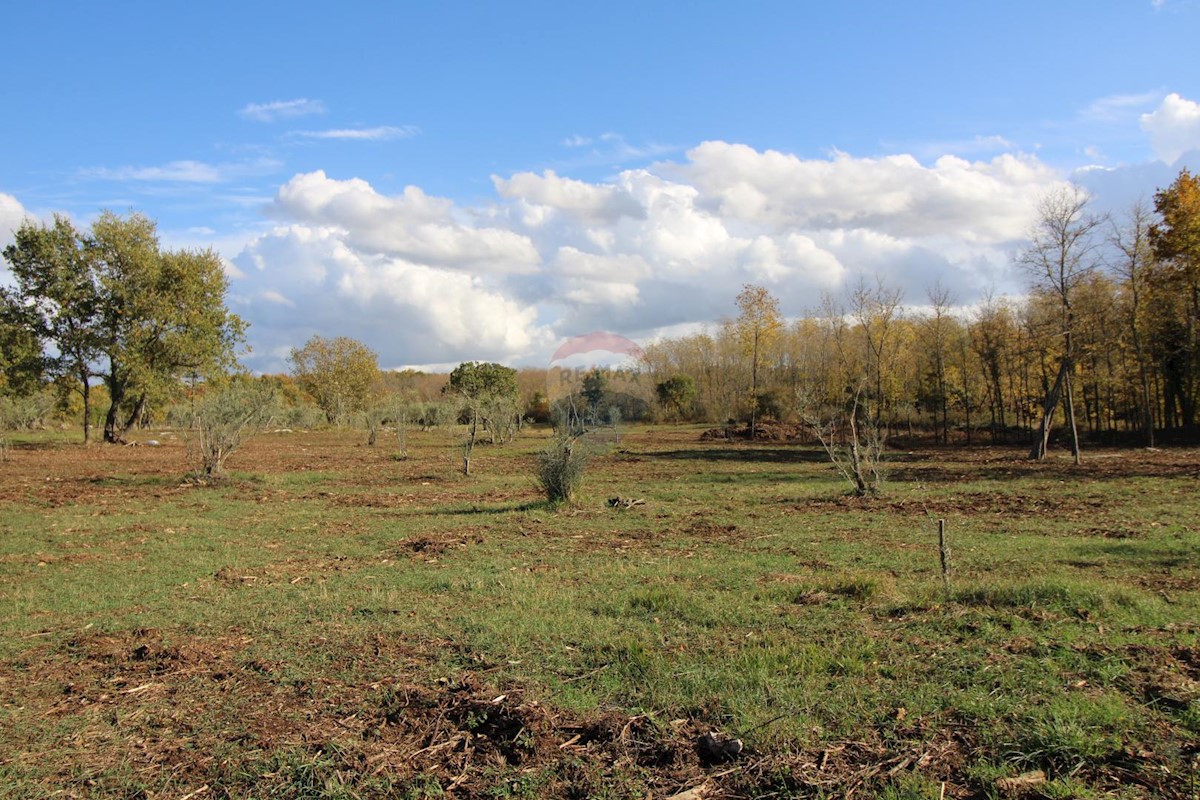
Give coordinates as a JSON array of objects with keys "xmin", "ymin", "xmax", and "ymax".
[
  {"xmin": 996, "ymin": 770, "xmax": 1046, "ymax": 796},
  {"xmin": 607, "ymin": 496, "xmax": 646, "ymax": 509},
  {"xmin": 666, "ymin": 782, "xmax": 711, "ymax": 800}
]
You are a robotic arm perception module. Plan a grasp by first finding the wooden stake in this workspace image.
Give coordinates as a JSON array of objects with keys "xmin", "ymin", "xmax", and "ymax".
[{"xmin": 938, "ymin": 519, "xmax": 950, "ymax": 591}]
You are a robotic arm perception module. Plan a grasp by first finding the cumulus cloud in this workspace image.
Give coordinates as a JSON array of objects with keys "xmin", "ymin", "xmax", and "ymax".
[
  {"xmin": 1141, "ymin": 92, "xmax": 1200, "ymax": 163},
  {"xmin": 1, "ymin": 192, "xmax": 29, "ymax": 282},
  {"xmin": 240, "ymin": 98, "xmax": 327, "ymax": 122},
  {"xmin": 0, "ymin": 192, "xmax": 27, "ymax": 246},
  {"xmin": 234, "ymin": 225, "xmax": 550, "ymax": 370},
  {"xmin": 678, "ymin": 142, "xmax": 1062, "ymax": 243},
  {"xmin": 493, "ymin": 170, "xmax": 644, "ymax": 224},
  {"xmin": 272, "ymin": 171, "xmax": 539, "ymax": 273},
  {"xmin": 231, "ymin": 142, "xmax": 1073, "ymax": 370}
]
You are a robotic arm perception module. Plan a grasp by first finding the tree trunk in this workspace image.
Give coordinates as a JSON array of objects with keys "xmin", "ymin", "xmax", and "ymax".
[
  {"xmin": 1030, "ymin": 360, "xmax": 1068, "ymax": 460},
  {"xmin": 103, "ymin": 376, "xmax": 124, "ymax": 444},
  {"xmin": 120, "ymin": 394, "xmax": 147, "ymax": 439},
  {"xmin": 1064, "ymin": 369, "xmax": 1081, "ymax": 464},
  {"xmin": 80, "ymin": 370, "xmax": 91, "ymax": 445}
]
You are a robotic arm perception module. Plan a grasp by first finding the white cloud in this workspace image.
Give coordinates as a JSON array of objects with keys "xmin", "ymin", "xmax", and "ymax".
[
  {"xmin": 678, "ymin": 141, "xmax": 1062, "ymax": 243},
  {"xmin": 260, "ymin": 289, "xmax": 295, "ymax": 307},
  {"xmin": 1082, "ymin": 90, "xmax": 1163, "ymax": 122},
  {"xmin": 292, "ymin": 125, "xmax": 419, "ymax": 141},
  {"xmin": 233, "ymin": 224, "xmax": 551, "ymax": 370},
  {"xmin": 0, "ymin": 192, "xmax": 29, "ymax": 283},
  {"xmin": 240, "ymin": 98, "xmax": 327, "ymax": 122},
  {"xmin": 231, "ymin": 141, "xmax": 1079, "ymax": 369},
  {"xmin": 80, "ymin": 157, "xmax": 282, "ymax": 184},
  {"xmin": 1140, "ymin": 92, "xmax": 1200, "ymax": 163},
  {"xmin": 0, "ymin": 192, "xmax": 28, "ymax": 249},
  {"xmin": 273, "ymin": 171, "xmax": 539, "ymax": 273},
  {"xmin": 493, "ymin": 170, "xmax": 643, "ymax": 223}
]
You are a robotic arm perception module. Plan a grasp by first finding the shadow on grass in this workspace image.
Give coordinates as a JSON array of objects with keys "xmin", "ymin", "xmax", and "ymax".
[
  {"xmin": 419, "ymin": 500, "xmax": 550, "ymax": 516},
  {"xmin": 1076, "ymin": 540, "xmax": 1194, "ymax": 570},
  {"xmin": 648, "ymin": 446, "xmax": 829, "ymax": 464}
]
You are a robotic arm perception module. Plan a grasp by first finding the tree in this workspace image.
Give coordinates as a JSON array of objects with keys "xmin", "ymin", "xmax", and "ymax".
[
  {"xmin": 655, "ymin": 374, "xmax": 697, "ymax": 420},
  {"xmin": 447, "ymin": 361, "xmax": 519, "ymax": 474},
  {"xmin": 289, "ymin": 335, "xmax": 380, "ymax": 425},
  {"xmin": 735, "ymin": 284, "xmax": 782, "ymax": 439},
  {"xmin": 1109, "ymin": 201, "xmax": 1158, "ymax": 445},
  {"xmin": 2, "ymin": 215, "xmax": 102, "ymax": 439},
  {"xmin": 1021, "ymin": 187, "xmax": 1104, "ymax": 462},
  {"xmin": 581, "ymin": 368, "xmax": 608, "ymax": 417},
  {"xmin": 3, "ymin": 212, "xmax": 245, "ymax": 443},
  {"xmin": 920, "ymin": 282, "xmax": 954, "ymax": 444},
  {"xmin": 1149, "ymin": 169, "xmax": 1200, "ymax": 433},
  {"xmin": 849, "ymin": 275, "xmax": 905, "ymax": 430},
  {"xmin": 0, "ymin": 288, "xmax": 46, "ymax": 398},
  {"xmin": 193, "ymin": 379, "xmax": 278, "ymax": 478}
]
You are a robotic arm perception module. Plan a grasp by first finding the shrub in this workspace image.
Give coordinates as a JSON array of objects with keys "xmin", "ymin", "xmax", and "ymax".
[
  {"xmin": 193, "ymin": 381, "xmax": 279, "ymax": 477},
  {"xmin": 536, "ymin": 434, "xmax": 589, "ymax": 504}
]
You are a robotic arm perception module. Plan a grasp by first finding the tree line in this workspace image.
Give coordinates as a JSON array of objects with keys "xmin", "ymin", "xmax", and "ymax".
[
  {"xmin": 3, "ymin": 170, "xmax": 1197, "ymax": 456},
  {"xmin": 641, "ymin": 170, "xmax": 1200, "ymax": 451}
]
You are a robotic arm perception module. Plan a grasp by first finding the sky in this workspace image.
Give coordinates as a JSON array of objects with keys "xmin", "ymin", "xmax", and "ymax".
[{"xmin": 2, "ymin": 1, "xmax": 1199, "ymax": 372}]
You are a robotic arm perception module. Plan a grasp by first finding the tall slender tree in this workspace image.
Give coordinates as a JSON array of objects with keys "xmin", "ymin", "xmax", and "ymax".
[
  {"xmin": 735, "ymin": 284, "xmax": 782, "ymax": 439},
  {"xmin": 1021, "ymin": 187, "xmax": 1104, "ymax": 462}
]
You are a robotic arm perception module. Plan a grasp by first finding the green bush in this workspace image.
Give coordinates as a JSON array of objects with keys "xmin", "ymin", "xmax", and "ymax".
[{"xmin": 536, "ymin": 434, "xmax": 589, "ymax": 504}]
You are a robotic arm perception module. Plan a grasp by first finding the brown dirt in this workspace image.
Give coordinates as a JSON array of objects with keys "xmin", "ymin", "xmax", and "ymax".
[
  {"xmin": 1, "ymin": 627, "xmax": 986, "ymax": 799},
  {"xmin": 5, "ymin": 432, "xmax": 1200, "ymax": 797}
]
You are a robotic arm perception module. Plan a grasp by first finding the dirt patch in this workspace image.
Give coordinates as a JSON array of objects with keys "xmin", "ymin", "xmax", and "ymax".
[
  {"xmin": 0, "ymin": 629, "xmax": 832, "ymax": 798},
  {"xmin": 701, "ymin": 422, "xmax": 807, "ymax": 442}
]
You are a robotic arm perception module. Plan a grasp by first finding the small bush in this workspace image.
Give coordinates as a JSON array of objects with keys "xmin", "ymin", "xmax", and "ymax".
[
  {"xmin": 193, "ymin": 381, "xmax": 279, "ymax": 477},
  {"xmin": 536, "ymin": 434, "xmax": 589, "ymax": 504}
]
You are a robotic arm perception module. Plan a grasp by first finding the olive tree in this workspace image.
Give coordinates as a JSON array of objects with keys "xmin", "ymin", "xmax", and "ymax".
[
  {"xmin": 193, "ymin": 380, "xmax": 279, "ymax": 478},
  {"xmin": 289, "ymin": 335, "xmax": 379, "ymax": 426},
  {"xmin": 447, "ymin": 361, "xmax": 519, "ymax": 474},
  {"xmin": 2, "ymin": 212, "xmax": 246, "ymax": 443}
]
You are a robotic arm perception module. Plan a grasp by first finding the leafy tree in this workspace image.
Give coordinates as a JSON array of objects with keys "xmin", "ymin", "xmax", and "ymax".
[
  {"xmin": 0, "ymin": 289, "xmax": 46, "ymax": 397},
  {"xmin": 289, "ymin": 335, "xmax": 380, "ymax": 425},
  {"xmin": 2, "ymin": 216, "xmax": 102, "ymax": 438},
  {"xmin": 3, "ymin": 212, "xmax": 245, "ymax": 443},
  {"xmin": 581, "ymin": 368, "xmax": 608, "ymax": 415},
  {"xmin": 735, "ymin": 284, "xmax": 782, "ymax": 438},
  {"xmin": 1149, "ymin": 169, "xmax": 1200, "ymax": 432},
  {"xmin": 447, "ymin": 361, "xmax": 519, "ymax": 474},
  {"xmin": 655, "ymin": 374, "xmax": 696, "ymax": 420},
  {"xmin": 91, "ymin": 213, "xmax": 245, "ymax": 443}
]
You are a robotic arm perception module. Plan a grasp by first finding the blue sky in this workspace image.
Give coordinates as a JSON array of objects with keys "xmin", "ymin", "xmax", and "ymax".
[{"xmin": 3, "ymin": 1, "xmax": 1199, "ymax": 371}]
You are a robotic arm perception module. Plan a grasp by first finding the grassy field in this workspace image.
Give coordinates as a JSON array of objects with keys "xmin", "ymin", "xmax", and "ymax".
[{"xmin": 0, "ymin": 424, "xmax": 1197, "ymax": 799}]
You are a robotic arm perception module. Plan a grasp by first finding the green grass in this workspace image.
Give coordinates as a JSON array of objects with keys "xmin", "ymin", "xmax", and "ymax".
[{"xmin": 1, "ymin": 425, "xmax": 1197, "ymax": 798}]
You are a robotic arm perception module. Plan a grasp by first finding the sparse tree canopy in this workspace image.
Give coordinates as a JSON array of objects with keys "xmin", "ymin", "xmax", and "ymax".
[
  {"xmin": 289, "ymin": 335, "xmax": 380, "ymax": 425},
  {"xmin": 193, "ymin": 378, "xmax": 279, "ymax": 477},
  {"xmin": 735, "ymin": 284, "xmax": 782, "ymax": 438},
  {"xmin": 1020, "ymin": 187, "xmax": 1103, "ymax": 462},
  {"xmin": 447, "ymin": 361, "xmax": 520, "ymax": 474}
]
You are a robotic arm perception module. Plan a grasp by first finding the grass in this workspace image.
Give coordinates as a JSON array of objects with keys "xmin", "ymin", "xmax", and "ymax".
[{"xmin": 0, "ymin": 424, "xmax": 1197, "ymax": 798}]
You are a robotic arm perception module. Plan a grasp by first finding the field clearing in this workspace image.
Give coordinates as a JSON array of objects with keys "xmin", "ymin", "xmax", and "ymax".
[{"xmin": 1, "ymin": 425, "xmax": 1198, "ymax": 799}]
